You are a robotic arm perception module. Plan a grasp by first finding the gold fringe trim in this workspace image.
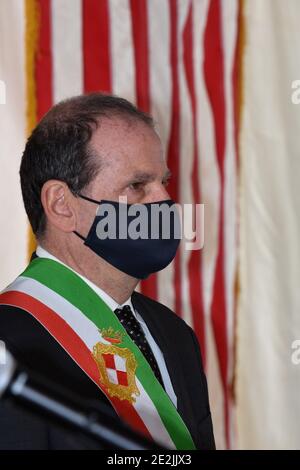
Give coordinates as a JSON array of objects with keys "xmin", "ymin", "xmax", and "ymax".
[
  {"xmin": 25, "ymin": 0, "xmax": 39, "ymax": 135},
  {"xmin": 25, "ymin": 0, "xmax": 39, "ymax": 258}
]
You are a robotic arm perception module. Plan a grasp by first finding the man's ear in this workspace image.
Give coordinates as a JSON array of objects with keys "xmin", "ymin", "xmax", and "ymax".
[{"xmin": 41, "ymin": 180, "xmax": 77, "ymax": 233}]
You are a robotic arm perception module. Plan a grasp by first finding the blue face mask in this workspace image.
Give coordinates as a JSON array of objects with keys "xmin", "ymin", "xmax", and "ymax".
[{"xmin": 74, "ymin": 195, "xmax": 181, "ymax": 279}]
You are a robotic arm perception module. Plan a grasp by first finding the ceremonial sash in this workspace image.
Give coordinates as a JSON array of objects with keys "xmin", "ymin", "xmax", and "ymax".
[{"xmin": 0, "ymin": 258, "xmax": 195, "ymax": 450}]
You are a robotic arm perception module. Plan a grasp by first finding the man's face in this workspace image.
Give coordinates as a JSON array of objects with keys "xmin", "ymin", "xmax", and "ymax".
[{"xmin": 76, "ymin": 117, "xmax": 171, "ymax": 233}]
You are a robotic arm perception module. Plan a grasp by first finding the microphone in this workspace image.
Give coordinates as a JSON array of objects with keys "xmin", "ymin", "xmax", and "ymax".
[{"xmin": 0, "ymin": 350, "xmax": 164, "ymax": 450}]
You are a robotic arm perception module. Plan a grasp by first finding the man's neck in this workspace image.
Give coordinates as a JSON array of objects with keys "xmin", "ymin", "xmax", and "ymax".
[{"xmin": 37, "ymin": 242, "xmax": 139, "ymax": 305}]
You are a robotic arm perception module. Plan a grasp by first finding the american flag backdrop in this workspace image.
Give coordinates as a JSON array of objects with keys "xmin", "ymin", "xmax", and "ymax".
[{"xmin": 26, "ymin": 0, "xmax": 242, "ymax": 449}]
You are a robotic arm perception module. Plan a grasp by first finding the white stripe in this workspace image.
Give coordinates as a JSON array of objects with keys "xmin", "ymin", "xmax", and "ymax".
[
  {"xmin": 221, "ymin": 0, "xmax": 239, "ymax": 448},
  {"xmin": 178, "ymin": 0, "xmax": 194, "ymax": 328},
  {"xmin": 147, "ymin": 0, "xmax": 172, "ymax": 150},
  {"xmin": 221, "ymin": 0, "xmax": 238, "ymax": 380},
  {"xmin": 194, "ymin": 0, "xmax": 221, "ymax": 335},
  {"xmin": 6, "ymin": 277, "xmax": 174, "ymax": 448},
  {"xmin": 130, "ymin": 382, "xmax": 175, "ymax": 449},
  {"xmin": 109, "ymin": 0, "xmax": 136, "ymax": 103},
  {"xmin": 51, "ymin": 0, "xmax": 83, "ymax": 102},
  {"xmin": 147, "ymin": 0, "xmax": 174, "ymax": 310},
  {"xmin": 193, "ymin": 0, "xmax": 225, "ymax": 449}
]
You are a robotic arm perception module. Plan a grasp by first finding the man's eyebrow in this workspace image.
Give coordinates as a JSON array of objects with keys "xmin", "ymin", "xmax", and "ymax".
[
  {"xmin": 129, "ymin": 172, "xmax": 156, "ymax": 183},
  {"xmin": 128, "ymin": 169, "xmax": 172, "ymax": 183}
]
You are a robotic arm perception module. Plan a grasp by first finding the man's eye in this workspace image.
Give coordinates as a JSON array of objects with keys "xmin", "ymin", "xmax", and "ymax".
[
  {"xmin": 163, "ymin": 179, "xmax": 170, "ymax": 187},
  {"xmin": 129, "ymin": 182, "xmax": 144, "ymax": 191}
]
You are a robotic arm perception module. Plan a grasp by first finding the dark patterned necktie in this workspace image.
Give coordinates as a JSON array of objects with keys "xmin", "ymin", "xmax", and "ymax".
[{"xmin": 114, "ymin": 305, "xmax": 165, "ymax": 389}]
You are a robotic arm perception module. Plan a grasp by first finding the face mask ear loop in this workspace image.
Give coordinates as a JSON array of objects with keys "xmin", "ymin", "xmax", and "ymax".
[
  {"xmin": 77, "ymin": 194, "xmax": 100, "ymax": 205},
  {"xmin": 73, "ymin": 230, "xmax": 86, "ymax": 241},
  {"xmin": 74, "ymin": 194, "xmax": 101, "ymax": 240}
]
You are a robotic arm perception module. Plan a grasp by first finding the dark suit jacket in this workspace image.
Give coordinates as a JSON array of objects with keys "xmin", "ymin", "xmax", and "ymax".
[{"xmin": 0, "ymin": 266, "xmax": 215, "ymax": 450}]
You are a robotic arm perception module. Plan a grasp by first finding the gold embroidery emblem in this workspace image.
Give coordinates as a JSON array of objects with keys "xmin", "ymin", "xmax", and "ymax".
[{"xmin": 92, "ymin": 327, "xmax": 140, "ymax": 403}]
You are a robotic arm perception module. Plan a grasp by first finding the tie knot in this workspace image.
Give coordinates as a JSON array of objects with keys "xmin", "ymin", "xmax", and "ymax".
[
  {"xmin": 114, "ymin": 305, "xmax": 138, "ymax": 327},
  {"xmin": 114, "ymin": 305, "xmax": 133, "ymax": 317}
]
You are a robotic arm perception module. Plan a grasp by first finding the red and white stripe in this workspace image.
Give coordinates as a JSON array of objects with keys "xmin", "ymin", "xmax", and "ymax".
[{"xmin": 33, "ymin": 0, "xmax": 239, "ymax": 449}]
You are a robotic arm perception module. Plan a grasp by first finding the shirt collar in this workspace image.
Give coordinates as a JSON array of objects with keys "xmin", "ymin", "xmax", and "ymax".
[{"xmin": 35, "ymin": 245, "xmax": 134, "ymax": 313}]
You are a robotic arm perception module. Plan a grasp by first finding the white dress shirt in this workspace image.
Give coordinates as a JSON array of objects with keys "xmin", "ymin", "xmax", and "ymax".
[{"xmin": 36, "ymin": 245, "xmax": 177, "ymax": 407}]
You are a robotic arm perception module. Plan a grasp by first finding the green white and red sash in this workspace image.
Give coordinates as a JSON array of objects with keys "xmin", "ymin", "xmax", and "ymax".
[{"xmin": 0, "ymin": 257, "xmax": 195, "ymax": 450}]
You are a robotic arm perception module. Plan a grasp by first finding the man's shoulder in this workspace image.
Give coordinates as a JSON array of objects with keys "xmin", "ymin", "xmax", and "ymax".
[
  {"xmin": 132, "ymin": 291, "xmax": 206, "ymax": 370},
  {"xmin": 133, "ymin": 291, "xmax": 191, "ymax": 329},
  {"xmin": 0, "ymin": 304, "xmax": 96, "ymax": 390},
  {"xmin": 131, "ymin": 291, "xmax": 198, "ymax": 347},
  {"xmin": 0, "ymin": 304, "xmax": 42, "ymax": 347},
  {"xmin": 0, "ymin": 304, "xmax": 68, "ymax": 372}
]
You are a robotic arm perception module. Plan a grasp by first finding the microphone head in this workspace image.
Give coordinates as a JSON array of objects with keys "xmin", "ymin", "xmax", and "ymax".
[{"xmin": 0, "ymin": 347, "xmax": 16, "ymax": 397}]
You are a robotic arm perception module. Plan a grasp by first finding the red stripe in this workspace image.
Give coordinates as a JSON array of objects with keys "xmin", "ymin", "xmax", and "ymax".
[
  {"xmin": 0, "ymin": 290, "xmax": 151, "ymax": 439},
  {"xmin": 36, "ymin": 0, "xmax": 53, "ymax": 118},
  {"xmin": 83, "ymin": 0, "xmax": 112, "ymax": 92},
  {"xmin": 182, "ymin": 3, "xmax": 206, "ymax": 364},
  {"xmin": 167, "ymin": 0, "xmax": 182, "ymax": 316},
  {"xmin": 130, "ymin": 0, "xmax": 158, "ymax": 301},
  {"xmin": 203, "ymin": 0, "xmax": 230, "ymax": 447},
  {"xmin": 130, "ymin": 0, "xmax": 150, "ymax": 111}
]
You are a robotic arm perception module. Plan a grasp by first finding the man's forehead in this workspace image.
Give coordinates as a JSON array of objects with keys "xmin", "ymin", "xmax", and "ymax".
[
  {"xmin": 91, "ymin": 115, "xmax": 157, "ymax": 140},
  {"xmin": 89, "ymin": 116, "xmax": 163, "ymax": 164}
]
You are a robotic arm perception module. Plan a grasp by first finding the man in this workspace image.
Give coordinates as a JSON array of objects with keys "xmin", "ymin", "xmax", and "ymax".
[{"xmin": 0, "ymin": 93, "xmax": 215, "ymax": 450}]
